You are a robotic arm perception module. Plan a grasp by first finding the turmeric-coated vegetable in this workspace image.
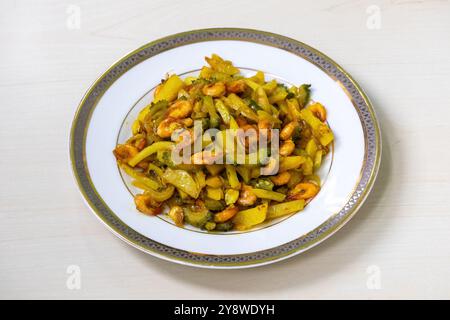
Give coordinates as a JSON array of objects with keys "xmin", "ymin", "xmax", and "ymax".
[
  {"xmin": 267, "ymin": 200, "xmax": 305, "ymax": 219},
  {"xmin": 232, "ymin": 202, "xmax": 268, "ymax": 228},
  {"xmin": 128, "ymin": 141, "xmax": 174, "ymax": 167},
  {"xmin": 154, "ymin": 75, "xmax": 185, "ymax": 103},
  {"xmin": 225, "ymin": 165, "xmax": 241, "ymax": 189},
  {"xmin": 206, "ymin": 176, "xmax": 223, "ymax": 188},
  {"xmin": 225, "ymin": 189, "xmax": 240, "ymax": 205},
  {"xmin": 206, "ymin": 187, "xmax": 224, "ymax": 201},
  {"xmin": 168, "ymin": 206, "xmax": 184, "ymax": 227},
  {"xmin": 162, "ymin": 168, "xmax": 200, "ymax": 198},
  {"xmin": 252, "ymin": 188, "xmax": 286, "ymax": 202}
]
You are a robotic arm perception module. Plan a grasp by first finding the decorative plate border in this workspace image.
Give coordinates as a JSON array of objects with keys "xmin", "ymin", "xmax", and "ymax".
[{"xmin": 70, "ymin": 28, "xmax": 381, "ymax": 268}]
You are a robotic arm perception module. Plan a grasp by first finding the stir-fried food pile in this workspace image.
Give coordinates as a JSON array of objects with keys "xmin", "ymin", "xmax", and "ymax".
[{"xmin": 113, "ymin": 54, "xmax": 334, "ymax": 232}]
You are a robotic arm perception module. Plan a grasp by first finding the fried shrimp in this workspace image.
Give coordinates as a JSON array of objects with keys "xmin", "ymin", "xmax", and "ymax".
[
  {"xmin": 271, "ymin": 171, "xmax": 291, "ymax": 186},
  {"xmin": 156, "ymin": 117, "xmax": 183, "ymax": 138},
  {"xmin": 287, "ymin": 182, "xmax": 320, "ymax": 200},
  {"xmin": 280, "ymin": 122, "xmax": 298, "ymax": 140},
  {"xmin": 308, "ymin": 103, "xmax": 327, "ymax": 122},
  {"xmin": 167, "ymin": 100, "xmax": 193, "ymax": 119},
  {"xmin": 202, "ymin": 82, "xmax": 226, "ymax": 97},
  {"xmin": 279, "ymin": 140, "xmax": 295, "ymax": 156},
  {"xmin": 134, "ymin": 194, "xmax": 162, "ymax": 215},
  {"xmin": 238, "ymin": 185, "xmax": 257, "ymax": 206},
  {"xmin": 113, "ymin": 144, "xmax": 139, "ymax": 162}
]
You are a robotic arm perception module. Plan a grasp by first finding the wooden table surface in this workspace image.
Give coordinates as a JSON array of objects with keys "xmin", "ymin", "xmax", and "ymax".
[{"xmin": 1, "ymin": 0, "xmax": 449, "ymax": 299}]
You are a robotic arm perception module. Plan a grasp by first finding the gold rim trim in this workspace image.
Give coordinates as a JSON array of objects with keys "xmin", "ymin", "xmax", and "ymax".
[{"xmin": 69, "ymin": 28, "xmax": 381, "ymax": 268}]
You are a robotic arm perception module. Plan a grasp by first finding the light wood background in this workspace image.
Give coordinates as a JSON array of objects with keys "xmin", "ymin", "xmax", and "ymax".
[{"xmin": 1, "ymin": 0, "xmax": 449, "ymax": 299}]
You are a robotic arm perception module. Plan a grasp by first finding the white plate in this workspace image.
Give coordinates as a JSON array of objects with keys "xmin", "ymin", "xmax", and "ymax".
[{"xmin": 70, "ymin": 28, "xmax": 381, "ymax": 268}]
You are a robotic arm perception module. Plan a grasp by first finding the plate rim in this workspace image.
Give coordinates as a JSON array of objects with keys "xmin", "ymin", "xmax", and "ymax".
[{"xmin": 69, "ymin": 28, "xmax": 382, "ymax": 269}]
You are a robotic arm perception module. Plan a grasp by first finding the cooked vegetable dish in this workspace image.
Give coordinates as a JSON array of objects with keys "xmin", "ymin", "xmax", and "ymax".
[{"xmin": 113, "ymin": 54, "xmax": 334, "ymax": 232}]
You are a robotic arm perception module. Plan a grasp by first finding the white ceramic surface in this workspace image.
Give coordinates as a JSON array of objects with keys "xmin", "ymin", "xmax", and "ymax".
[{"xmin": 85, "ymin": 40, "xmax": 365, "ymax": 256}]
